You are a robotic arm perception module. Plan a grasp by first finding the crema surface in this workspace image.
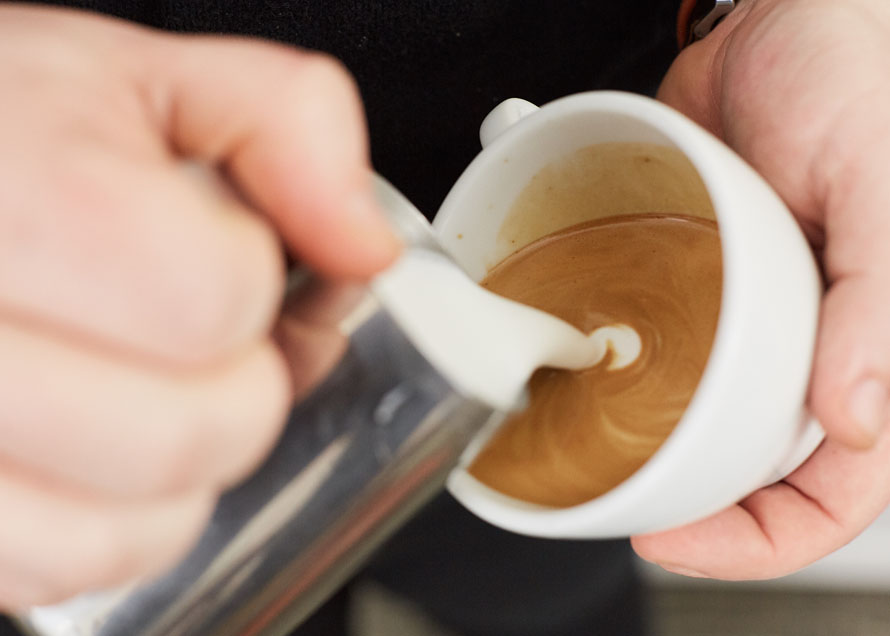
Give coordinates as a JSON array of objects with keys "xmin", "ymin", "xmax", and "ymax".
[{"xmin": 470, "ymin": 214, "xmax": 722, "ymax": 507}]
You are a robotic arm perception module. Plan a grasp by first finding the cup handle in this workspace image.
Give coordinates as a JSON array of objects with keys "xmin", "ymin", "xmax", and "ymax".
[{"xmin": 479, "ymin": 98, "xmax": 539, "ymax": 148}]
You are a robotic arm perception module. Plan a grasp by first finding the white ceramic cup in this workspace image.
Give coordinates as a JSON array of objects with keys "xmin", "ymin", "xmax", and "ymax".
[{"xmin": 436, "ymin": 91, "xmax": 825, "ymax": 538}]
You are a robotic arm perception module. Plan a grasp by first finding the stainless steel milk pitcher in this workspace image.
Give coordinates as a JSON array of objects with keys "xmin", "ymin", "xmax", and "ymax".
[{"xmin": 21, "ymin": 177, "xmax": 507, "ymax": 636}]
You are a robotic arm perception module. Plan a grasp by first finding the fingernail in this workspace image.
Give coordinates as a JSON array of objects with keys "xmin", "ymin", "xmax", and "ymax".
[
  {"xmin": 348, "ymin": 193, "xmax": 401, "ymax": 259},
  {"xmin": 350, "ymin": 192, "xmax": 399, "ymax": 237},
  {"xmin": 847, "ymin": 378, "xmax": 890, "ymax": 443},
  {"xmin": 349, "ymin": 191, "xmax": 388, "ymax": 227},
  {"xmin": 658, "ymin": 563, "xmax": 708, "ymax": 578}
]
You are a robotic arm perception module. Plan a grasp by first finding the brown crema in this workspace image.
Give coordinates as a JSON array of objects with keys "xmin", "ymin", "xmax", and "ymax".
[{"xmin": 469, "ymin": 214, "xmax": 722, "ymax": 507}]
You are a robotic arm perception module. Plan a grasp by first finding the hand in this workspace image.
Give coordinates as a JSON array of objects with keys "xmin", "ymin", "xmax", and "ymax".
[
  {"xmin": 634, "ymin": 0, "xmax": 890, "ymax": 579},
  {"xmin": 0, "ymin": 5, "xmax": 398, "ymax": 608}
]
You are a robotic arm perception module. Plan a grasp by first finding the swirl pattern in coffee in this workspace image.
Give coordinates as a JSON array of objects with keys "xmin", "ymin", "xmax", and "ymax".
[{"xmin": 469, "ymin": 213, "xmax": 722, "ymax": 507}]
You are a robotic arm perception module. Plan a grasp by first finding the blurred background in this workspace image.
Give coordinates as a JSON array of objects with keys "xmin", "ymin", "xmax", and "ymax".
[
  {"xmin": 350, "ymin": 508, "xmax": 890, "ymax": 636},
  {"xmin": 350, "ymin": 506, "xmax": 890, "ymax": 636},
  {"xmin": 635, "ymin": 506, "xmax": 890, "ymax": 636},
  {"xmin": 3, "ymin": 507, "xmax": 889, "ymax": 636}
]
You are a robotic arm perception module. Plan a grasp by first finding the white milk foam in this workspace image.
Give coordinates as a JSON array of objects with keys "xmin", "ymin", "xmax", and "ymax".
[{"xmin": 372, "ymin": 248, "xmax": 641, "ymax": 412}]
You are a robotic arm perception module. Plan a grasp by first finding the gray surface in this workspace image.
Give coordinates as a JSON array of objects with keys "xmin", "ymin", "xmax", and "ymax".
[
  {"xmin": 652, "ymin": 587, "xmax": 890, "ymax": 636},
  {"xmin": 8, "ymin": 585, "xmax": 890, "ymax": 635},
  {"xmin": 353, "ymin": 583, "xmax": 890, "ymax": 636}
]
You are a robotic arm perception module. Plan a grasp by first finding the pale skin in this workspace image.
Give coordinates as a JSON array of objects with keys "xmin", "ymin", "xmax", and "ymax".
[
  {"xmin": 0, "ymin": 5, "xmax": 398, "ymax": 609},
  {"xmin": 635, "ymin": 0, "xmax": 890, "ymax": 578},
  {"xmin": 0, "ymin": 0, "xmax": 889, "ymax": 610}
]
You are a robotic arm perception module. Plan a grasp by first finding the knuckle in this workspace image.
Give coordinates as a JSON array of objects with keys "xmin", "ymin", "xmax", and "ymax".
[
  {"xmin": 56, "ymin": 518, "xmax": 135, "ymax": 593},
  {"xmin": 55, "ymin": 495, "xmax": 213, "ymax": 596},
  {"xmin": 166, "ymin": 265, "xmax": 249, "ymax": 362},
  {"xmin": 306, "ymin": 53, "xmax": 355, "ymax": 90},
  {"xmin": 287, "ymin": 52, "xmax": 361, "ymax": 111},
  {"xmin": 128, "ymin": 343, "xmax": 292, "ymax": 496},
  {"xmin": 142, "ymin": 408, "xmax": 208, "ymax": 495},
  {"xmin": 0, "ymin": 571, "xmax": 50, "ymax": 612},
  {"xmin": 217, "ymin": 346, "xmax": 292, "ymax": 488},
  {"xmin": 112, "ymin": 394, "xmax": 208, "ymax": 497},
  {"xmin": 7, "ymin": 586, "xmax": 68, "ymax": 612},
  {"xmin": 162, "ymin": 231, "xmax": 283, "ymax": 365},
  {"xmin": 155, "ymin": 494, "xmax": 215, "ymax": 567}
]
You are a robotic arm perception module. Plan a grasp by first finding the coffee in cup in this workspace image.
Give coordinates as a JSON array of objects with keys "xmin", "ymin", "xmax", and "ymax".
[
  {"xmin": 439, "ymin": 92, "xmax": 823, "ymax": 538},
  {"xmin": 470, "ymin": 207, "xmax": 721, "ymax": 507}
]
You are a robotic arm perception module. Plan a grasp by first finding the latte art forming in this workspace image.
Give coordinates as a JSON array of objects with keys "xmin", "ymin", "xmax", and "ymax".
[{"xmin": 469, "ymin": 214, "xmax": 722, "ymax": 507}]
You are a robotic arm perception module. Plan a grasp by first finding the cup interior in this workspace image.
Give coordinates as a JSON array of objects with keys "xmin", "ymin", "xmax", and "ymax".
[
  {"xmin": 435, "ymin": 94, "xmax": 728, "ymax": 528},
  {"xmin": 436, "ymin": 107, "xmax": 718, "ymax": 281}
]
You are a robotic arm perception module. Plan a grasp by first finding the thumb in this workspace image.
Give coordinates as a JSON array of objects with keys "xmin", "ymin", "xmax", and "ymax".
[
  {"xmin": 142, "ymin": 33, "xmax": 399, "ymax": 279},
  {"xmin": 808, "ymin": 139, "xmax": 890, "ymax": 448}
]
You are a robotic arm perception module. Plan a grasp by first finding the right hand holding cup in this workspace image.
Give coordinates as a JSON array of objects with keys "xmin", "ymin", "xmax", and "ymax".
[{"xmin": 634, "ymin": 0, "xmax": 890, "ymax": 581}]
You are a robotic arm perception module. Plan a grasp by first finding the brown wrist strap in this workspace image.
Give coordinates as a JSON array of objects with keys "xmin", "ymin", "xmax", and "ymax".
[
  {"xmin": 677, "ymin": 0, "xmax": 736, "ymax": 49},
  {"xmin": 677, "ymin": 0, "xmax": 700, "ymax": 48}
]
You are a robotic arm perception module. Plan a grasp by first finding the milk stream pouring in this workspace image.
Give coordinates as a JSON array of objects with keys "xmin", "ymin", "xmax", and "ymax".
[{"xmin": 21, "ymin": 176, "xmax": 638, "ymax": 636}]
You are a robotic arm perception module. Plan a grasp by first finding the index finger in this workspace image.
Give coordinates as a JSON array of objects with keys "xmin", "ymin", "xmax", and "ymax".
[
  {"xmin": 144, "ymin": 34, "xmax": 400, "ymax": 278},
  {"xmin": 631, "ymin": 433, "xmax": 890, "ymax": 580}
]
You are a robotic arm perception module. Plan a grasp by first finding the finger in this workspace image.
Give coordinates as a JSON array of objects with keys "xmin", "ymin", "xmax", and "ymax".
[
  {"xmin": 0, "ymin": 150, "xmax": 286, "ymax": 366},
  {"xmin": 276, "ymin": 318, "xmax": 348, "ymax": 401},
  {"xmin": 277, "ymin": 278, "xmax": 367, "ymax": 398},
  {"xmin": 809, "ymin": 132, "xmax": 890, "ymax": 447},
  {"xmin": 810, "ymin": 276, "xmax": 890, "ymax": 448},
  {"xmin": 0, "ymin": 468, "xmax": 214, "ymax": 608},
  {"xmin": 143, "ymin": 35, "xmax": 400, "ymax": 278},
  {"xmin": 283, "ymin": 276, "xmax": 368, "ymax": 326},
  {"xmin": 632, "ymin": 432, "xmax": 890, "ymax": 580},
  {"xmin": 0, "ymin": 568, "xmax": 48, "ymax": 613},
  {"xmin": 0, "ymin": 317, "xmax": 292, "ymax": 498}
]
